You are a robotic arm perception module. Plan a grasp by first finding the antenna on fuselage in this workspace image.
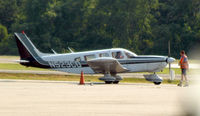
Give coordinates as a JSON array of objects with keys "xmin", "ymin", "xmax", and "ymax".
[
  {"xmin": 51, "ymin": 49, "xmax": 57, "ymax": 54},
  {"xmin": 68, "ymin": 47, "xmax": 74, "ymax": 53}
]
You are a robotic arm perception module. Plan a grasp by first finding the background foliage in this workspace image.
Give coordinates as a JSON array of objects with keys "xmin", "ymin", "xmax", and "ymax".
[{"xmin": 0, "ymin": 0, "xmax": 199, "ymax": 58}]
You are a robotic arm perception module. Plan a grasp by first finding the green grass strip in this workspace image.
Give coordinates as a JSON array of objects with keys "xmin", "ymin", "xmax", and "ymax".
[
  {"xmin": 0, "ymin": 73, "xmax": 179, "ymax": 84},
  {"xmin": 0, "ymin": 63, "xmax": 49, "ymax": 71},
  {"xmin": 0, "ymin": 63, "xmax": 181, "ymax": 74}
]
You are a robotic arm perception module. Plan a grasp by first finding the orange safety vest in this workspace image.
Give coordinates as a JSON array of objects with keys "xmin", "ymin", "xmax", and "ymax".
[{"xmin": 179, "ymin": 55, "xmax": 188, "ymax": 69}]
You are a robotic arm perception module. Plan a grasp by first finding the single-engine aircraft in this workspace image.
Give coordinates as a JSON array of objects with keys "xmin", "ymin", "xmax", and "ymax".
[{"xmin": 14, "ymin": 32, "xmax": 175, "ymax": 85}]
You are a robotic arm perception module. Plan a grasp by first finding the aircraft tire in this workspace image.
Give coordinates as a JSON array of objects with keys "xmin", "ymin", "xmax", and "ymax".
[
  {"xmin": 113, "ymin": 81, "xmax": 119, "ymax": 84},
  {"xmin": 153, "ymin": 82, "xmax": 161, "ymax": 85},
  {"xmin": 105, "ymin": 81, "xmax": 113, "ymax": 84}
]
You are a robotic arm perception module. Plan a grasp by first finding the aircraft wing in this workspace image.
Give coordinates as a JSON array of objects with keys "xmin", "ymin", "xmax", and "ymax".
[{"xmin": 87, "ymin": 57, "xmax": 129, "ymax": 74}]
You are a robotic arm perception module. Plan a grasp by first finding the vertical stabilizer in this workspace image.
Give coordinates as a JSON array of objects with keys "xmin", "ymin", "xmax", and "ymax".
[{"xmin": 14, "ymin": 32, "xmax": 49, "ymax": 68}]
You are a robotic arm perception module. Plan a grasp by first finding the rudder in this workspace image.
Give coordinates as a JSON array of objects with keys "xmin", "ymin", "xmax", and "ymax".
[{"xmin": 14, "ymin": 32, "xmax": 50, "ymax": 68}]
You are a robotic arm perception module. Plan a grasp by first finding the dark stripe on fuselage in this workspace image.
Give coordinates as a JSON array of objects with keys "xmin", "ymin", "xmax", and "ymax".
[
  {"xmin": 119, "ymin": 59, "xmax": 166, "ymax": 64},
  {"xmin": 80, "ymin": 59, "xmax": 167, "ymax": 67}
]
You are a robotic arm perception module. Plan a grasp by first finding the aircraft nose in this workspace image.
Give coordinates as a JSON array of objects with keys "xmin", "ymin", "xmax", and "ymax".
[{"xmin": 167, "ymin": 57, "xmax": 175, "ymax": 63}]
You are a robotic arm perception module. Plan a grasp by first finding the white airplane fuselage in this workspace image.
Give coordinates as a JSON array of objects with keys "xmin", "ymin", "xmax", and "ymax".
[
  {"xmin": 14, "ymin": 32, "xmax": 175, "ymax": 84},
  {"xmin": 42, "ymin": 48, "xmax": 169, "ymax": 74}
]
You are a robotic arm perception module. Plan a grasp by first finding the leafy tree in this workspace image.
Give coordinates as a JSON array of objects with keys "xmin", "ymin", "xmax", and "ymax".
[
  {"xmin": 0, "ymin": 24, "xmax": 10, "ymax": 54},
  {"xmin": 0, "ymin": 24, "xmax": 8, "ymax": 42},
  {"xmin": 0, "ymin": 0, "xmax": 19, "ymax": 32},
  {"xmin": 0, "ymin": 0, "xmax": 199, "ymax": 58}
]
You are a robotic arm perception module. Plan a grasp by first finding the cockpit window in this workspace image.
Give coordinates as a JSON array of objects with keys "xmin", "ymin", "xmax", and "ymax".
[
  {"xmin": 125, "ymin": 51, "xmax": 136, "ymax": 58},
  {"xmin": 112, "ymin": 51, "xmax": 124, "ymax": 59}
]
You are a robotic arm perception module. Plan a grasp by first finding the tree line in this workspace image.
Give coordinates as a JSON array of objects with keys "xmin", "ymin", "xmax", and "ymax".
[{"xmin": 0, "ymin": 0, "xmax": 199, "ymax": 58}]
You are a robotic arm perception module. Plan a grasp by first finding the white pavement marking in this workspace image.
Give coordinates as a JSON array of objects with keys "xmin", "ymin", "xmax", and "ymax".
[{"xmin": 0, "ymin": 79, "xmax": 185, "ymax": 116}]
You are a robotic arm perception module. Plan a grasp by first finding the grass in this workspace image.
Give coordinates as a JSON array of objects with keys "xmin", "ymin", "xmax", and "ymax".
[
  {"xmin": 1, "ymin": 63, "xmax": 199, "ymax": 75},
  {"xmin": 0, "ymin": 55, "xmax": 19, "ymax": 59},
  {"xmin": 0, "ymin": 73, "xmax": 100, "ymax": 82},
  {"xmin": 158, "ymin": 68, "xmax": 181, "ymax": 74},
  {"xmin": 0, "ymin": 73, "xmax": 179, "ymax": 84},
  {"xmin": 0, "ymin": 63, "xmax": 181, "ymax": 74},
  {"xmin": 0, "ymin": 63, "xmax": 49, "ymax": 71}
]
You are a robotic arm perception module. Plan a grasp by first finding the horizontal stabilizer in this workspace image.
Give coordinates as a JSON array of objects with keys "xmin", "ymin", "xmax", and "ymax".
[{"xmin": 14, "ymin": 60, "xmax": 30, "ymax": 63}]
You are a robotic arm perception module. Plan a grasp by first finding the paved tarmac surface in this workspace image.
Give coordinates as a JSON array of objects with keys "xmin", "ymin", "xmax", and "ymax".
[{"xmin": 0, "ymin": 79, "xmax": 186, "ymax": 116}]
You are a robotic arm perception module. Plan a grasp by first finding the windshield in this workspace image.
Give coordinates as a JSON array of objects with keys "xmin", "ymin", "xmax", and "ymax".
[{"xmin": 124, "ymin": 50, "xmax": 137, "ymax": 58}]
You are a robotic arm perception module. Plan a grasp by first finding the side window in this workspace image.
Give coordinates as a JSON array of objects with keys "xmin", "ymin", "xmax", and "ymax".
[
  {"xmin": 99, "ymin": 53, "xmax": 109, "ymax": 57},
  {"xmin": 84, "ymin": 54, "xmax": 96, "ymax": 61},
  {"xmin": 112, "ymin": 51, "xmax": 124, "ymax": 59},
  {"xmin": 74, "ymin": 57, "xmax": 81, "ymax": 62}
]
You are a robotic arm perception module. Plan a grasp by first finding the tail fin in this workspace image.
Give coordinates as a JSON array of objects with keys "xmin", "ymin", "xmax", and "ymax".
[{"xmin": 14, "ymin": 32, "xmax": 49, "ymax": 68}]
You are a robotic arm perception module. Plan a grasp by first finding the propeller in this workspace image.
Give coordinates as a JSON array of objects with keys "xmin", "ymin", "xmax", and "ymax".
[{"xmin": 168, "ymin": 40, "xmax": 175, "ymax": 80}]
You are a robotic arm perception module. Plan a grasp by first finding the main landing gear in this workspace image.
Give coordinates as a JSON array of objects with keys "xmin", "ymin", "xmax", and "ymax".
[
  {"xmin": 99, "ymin": 73, "xmax": 122, "ymax": 84},
  {"xmin": 144, "ymin": 73, "xmax": 163, "ymax": 85},
  {"xmin": 100, "ymin": 72, "xmax": 163, "ymax": 85},
  {"xmin": 105, "ymin": 81, "xmax": 119, "ymax": 84},
  {"xmin": 153, "ymin": 82, "xmax": 162, "ymax": 85}
]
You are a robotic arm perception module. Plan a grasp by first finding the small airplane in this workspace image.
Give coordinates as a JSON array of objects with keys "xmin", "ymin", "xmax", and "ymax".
[{"xmin": 14, "ymin": 31, "xmax": 175, "ymax": 85}]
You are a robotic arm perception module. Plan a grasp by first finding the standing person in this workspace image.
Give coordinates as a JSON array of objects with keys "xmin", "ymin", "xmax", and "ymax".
[{"xmin": 178, "ymin": 50, "xmax": 189, "ymax": 87}]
